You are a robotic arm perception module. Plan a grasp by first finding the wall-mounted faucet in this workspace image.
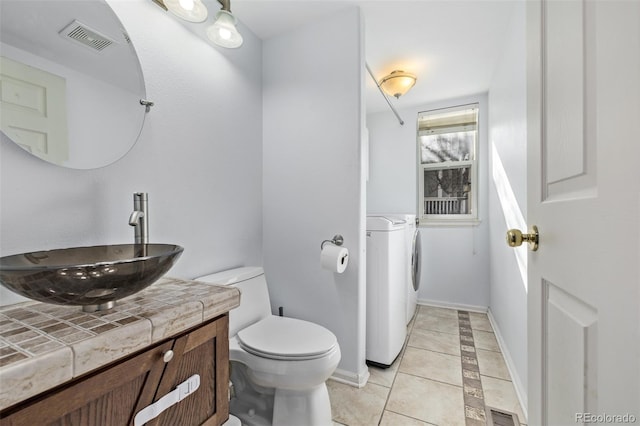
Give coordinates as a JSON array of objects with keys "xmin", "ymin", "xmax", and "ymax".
[{"xmin": 128, "ymin": 192, "xmax": 148, "ymax": 244}]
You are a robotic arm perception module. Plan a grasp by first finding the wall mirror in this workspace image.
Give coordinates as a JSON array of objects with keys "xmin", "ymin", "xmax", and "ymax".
[{"xmin": 0, "ymin": 0, "xmax": 147, "ymax": 169}]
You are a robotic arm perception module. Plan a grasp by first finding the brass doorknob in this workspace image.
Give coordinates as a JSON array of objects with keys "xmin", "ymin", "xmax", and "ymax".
[{"xmin": 506, "ymin": 225, "xmax": 539, "ymax": 251}]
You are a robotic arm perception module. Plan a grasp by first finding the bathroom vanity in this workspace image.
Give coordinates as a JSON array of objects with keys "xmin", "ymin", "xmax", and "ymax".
[{"xmin": 0, "ymin": 278, "xmax": 240, "ymax": 426}]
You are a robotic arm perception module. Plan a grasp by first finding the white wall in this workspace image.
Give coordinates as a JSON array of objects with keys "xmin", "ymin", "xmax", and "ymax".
[
  {"xmin": 367, "ymin": 94, "xmax": 490, "ymax": 309},
  {"xmin": 262, "ymin": 8, "xmax": 368, "ymax": 385},
  {"xmin": 487, "ymin": 0, "xmax": 528, "ymax": 415},
  {"xmin": 0, "ymin": 0, "xmax": 263, "ymax": 305}
]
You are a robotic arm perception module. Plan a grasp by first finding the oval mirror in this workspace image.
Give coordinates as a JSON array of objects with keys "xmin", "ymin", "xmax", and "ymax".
[{"xmin": 0, "ymin": 0, "xmax": 147, "ymax": 169}]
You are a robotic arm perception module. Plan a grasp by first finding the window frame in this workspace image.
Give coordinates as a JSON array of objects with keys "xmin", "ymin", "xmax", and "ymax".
[{"xmin": 417, "ymin": 103, "xmax": 480, "ymax": 226}]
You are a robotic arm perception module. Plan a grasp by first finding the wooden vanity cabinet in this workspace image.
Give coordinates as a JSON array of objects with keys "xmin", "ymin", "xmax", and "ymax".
[{"xmin": 0, "ymin": 315, "xmax": 230, "ymax": 426}]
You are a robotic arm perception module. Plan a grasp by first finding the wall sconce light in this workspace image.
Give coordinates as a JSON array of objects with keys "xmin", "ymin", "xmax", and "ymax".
[
  {"xmin": 154, "ymin": 0, "xmax": 243, "ymax": 48},
  {"xmin": 163, "ymin": 0, "xmax": 208, "ymax": 23},
  {"xmin": 206, "ymin": 0, "xmax": 243, "ymax": 49},
  {"xmin": 378, "ymin": 70, "xmax": 417, "ymax": 99}
]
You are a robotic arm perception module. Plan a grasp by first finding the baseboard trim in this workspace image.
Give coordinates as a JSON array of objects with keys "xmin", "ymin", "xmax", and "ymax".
[
  {"xmin": 487, "ymin": 308, "xmax": 528, "ymax": 422},
  {"xmin": 417, "ymin": 298, "xmax": 488, "ymax": 314},
  {"xmin": 330, "ymin": 367, "xmax": 370, "ymax": 388}
]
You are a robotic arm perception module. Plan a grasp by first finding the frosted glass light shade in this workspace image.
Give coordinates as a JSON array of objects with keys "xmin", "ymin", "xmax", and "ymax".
[
  {"xmin": 164, "ymin": 0, "xmax": 208, "ymax": 23},
  {"xmin": 207, "ymin": 10, "xmax": 243, "ymax": 49},
  {"xmin": 379, "ymin": 70, "xmax": 417, "ymax": 98}
]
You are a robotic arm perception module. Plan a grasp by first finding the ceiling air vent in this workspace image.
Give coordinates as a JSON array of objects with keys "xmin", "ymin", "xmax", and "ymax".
[{"xmin": 59, "ymin": 20, "xmax": 115, "ymax": 52}]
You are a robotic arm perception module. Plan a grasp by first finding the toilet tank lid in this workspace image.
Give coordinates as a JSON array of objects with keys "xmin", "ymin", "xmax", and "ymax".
[{"xmin": 196, "ymin": 266, "xmax": 264, "ymax": 286}]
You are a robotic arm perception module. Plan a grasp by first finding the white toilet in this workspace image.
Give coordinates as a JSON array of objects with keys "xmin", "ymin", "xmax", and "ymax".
[{"xmin": 196, "ymin": 267, "xmax": 341, "ymax": 426}]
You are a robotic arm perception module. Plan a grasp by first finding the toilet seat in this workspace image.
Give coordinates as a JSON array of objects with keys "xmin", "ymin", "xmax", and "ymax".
[{"xmin": 237, "ymin": 316, "xmax": 337, "ymax": 361}]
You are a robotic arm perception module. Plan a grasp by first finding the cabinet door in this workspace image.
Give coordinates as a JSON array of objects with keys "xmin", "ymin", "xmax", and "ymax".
[
  {"xmin": 0, "ymin": 341, "xmax": 173, "ymax": 426},
  {"xmin": 149, "ymin": 315, "xmax": 229, "ymax": 426}
]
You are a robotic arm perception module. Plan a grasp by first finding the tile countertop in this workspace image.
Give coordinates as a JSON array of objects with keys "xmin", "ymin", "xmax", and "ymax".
[{"xmin": 0, "ymin": 277, "xmax": 240, "ymax": 411}]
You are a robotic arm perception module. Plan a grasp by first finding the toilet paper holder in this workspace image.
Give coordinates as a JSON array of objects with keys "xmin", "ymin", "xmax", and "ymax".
[{"xmin": 320, "ymin": 234, "xmax": 344, "ymax": 250}]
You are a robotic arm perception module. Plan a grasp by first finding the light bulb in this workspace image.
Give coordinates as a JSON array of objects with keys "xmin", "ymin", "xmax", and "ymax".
[
  {"xmin": 219, "ymin": 28, "xmax": 232, "ymax": 40},
  {"xmin": 178, "ymin": 0, "xmax": 194, "ymax": 11},
  {"xmin": 164, "ymin": 0, "xmax": 207, "ymax": 22}
]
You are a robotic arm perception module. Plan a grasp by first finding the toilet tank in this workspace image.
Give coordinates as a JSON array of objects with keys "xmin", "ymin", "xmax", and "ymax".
[{"xmin": 196, "ymin": 267, "xmax": 272, "ymax": 337}]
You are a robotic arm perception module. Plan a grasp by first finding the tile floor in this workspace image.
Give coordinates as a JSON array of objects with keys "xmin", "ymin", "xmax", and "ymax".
[{"xmin": 328, "ymin": 305, "xmax": 526, "ymax": 426}]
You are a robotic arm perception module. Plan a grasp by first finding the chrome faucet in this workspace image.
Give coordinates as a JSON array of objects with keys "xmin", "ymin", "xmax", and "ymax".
[{"xmin": 128, "ymin": 192, "xmax": 148, "ymax": 244}]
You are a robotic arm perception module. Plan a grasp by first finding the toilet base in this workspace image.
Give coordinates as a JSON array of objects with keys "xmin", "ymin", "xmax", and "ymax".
[
  {"xmin": 230, "ymin": 363, "xmax": 273, "ymax": 426},
  {"xmin": 230, "ymin": 363, "xmax": 333, "ymax": 426},
  {"xmin": 272, "ymin": 384, "xmax": 332, "ymax": 426}
]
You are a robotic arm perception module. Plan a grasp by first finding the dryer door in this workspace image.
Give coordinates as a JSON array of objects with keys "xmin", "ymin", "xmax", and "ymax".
[{"xmin": 411, "ymin": 229, "xmax": 422, "ymax": 291}]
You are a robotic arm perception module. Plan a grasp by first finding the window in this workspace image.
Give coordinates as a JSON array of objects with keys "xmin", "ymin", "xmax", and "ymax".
[{"xmin": 417, "ymin": 104, "xmax": 479, "ymax": 224}]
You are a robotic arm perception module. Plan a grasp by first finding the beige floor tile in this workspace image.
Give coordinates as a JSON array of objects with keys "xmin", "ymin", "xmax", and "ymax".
[
  {"xmin": 327, "ymin": 379, "xmax": 389, "ymax": 426},
  {"xmin": 380, "ymin": 410, "xmax": 431, "ymax": 426},
  {"xmin": 482, "ymin": 375, "xmax": 526, "ymax": 423},
  {"xmin": 368, "ymin": 355, "xmax": 401, "ymax": 388},
  {"xmin": 386, "ymin": 373, "xmax": 466, "ymax": 426},
  {"xmin": 476, "ymin": 348, "xmax": 510, "ymax": 380},
  {"xmin": 473, "ymin": 329, "xmax": 500, "ymax": 352},
  {"xmin": 419, "ymin": 305, "xmax": 459, "ymax": 320},
  {"xmin": 399, "ymin": 346, "xmax": 462, "ymax": 387},
  {"xmin": 329, "ymin": 305, "xmax": 523, "ymax": 426},
  {"xmin": 469, "ymin": 312, "xmax": 493, "ymax": 332},
  {"xmin": 413, "ymin": 311, "xmax": 459, "ymax": 335},
  {"xmin": 408, "ymin": 327, "xmax": 461, "ymax": 356},
  {"xmin": 367, "ymin": 326, "xmax": 409, "ymax": 387}
]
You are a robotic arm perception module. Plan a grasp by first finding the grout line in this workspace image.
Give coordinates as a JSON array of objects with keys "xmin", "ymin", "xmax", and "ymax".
[
  {"xmin": 479, "ymin": 374, "xmax": 517, "ymax": 383},
  {"xmin": 384, "ymin": 408, "xmax": 439, "ymax": 425},
  {"xmin": 410, "ymin": 326, "xmax": 461, "ymax": 337},
  {"xmin": 406, "ymin": 343, "xmax": 461, "ymax": 358},
  {"xmin": 396, "ymin": 371, "xmax": 464, "ymax": 389}
]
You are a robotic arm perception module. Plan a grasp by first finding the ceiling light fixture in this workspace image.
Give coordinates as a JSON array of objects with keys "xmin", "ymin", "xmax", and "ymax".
[
  {"xmin": 206, "ymin": 0, "xmax": 243, "ymax": 49},
  {"xmin": 378, "ymin": 70, "xmax": 417, "ymax": 99},
  {"xmin": 163, "ymin": 0, "xmax": 208, "ymax": 23}
]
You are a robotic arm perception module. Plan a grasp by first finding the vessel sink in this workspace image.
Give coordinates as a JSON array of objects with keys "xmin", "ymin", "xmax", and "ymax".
[{"xmin": 0, "ymin": 244, "xmax": 183, "ymax": 312}]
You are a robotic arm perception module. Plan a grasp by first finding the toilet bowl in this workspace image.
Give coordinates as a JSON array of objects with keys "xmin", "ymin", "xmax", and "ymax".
[{"xmin": 196, "ymin": 267, "xmax": 340, "ymax": 426}]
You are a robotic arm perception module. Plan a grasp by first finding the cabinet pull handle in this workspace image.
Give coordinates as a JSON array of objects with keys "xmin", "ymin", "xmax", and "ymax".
[
  {"xmin": 134, "ymin": 374, "xmax": 200, "ymax": 426},
  {"xmin": 162, "ymin": 350, "xmax": 174, "ymax": 363}
]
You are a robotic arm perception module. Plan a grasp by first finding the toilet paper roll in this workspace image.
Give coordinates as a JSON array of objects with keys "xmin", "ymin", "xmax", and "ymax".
[{"xmin": 321, "ymin": 244, "xmax": 349, "ymax": 273}]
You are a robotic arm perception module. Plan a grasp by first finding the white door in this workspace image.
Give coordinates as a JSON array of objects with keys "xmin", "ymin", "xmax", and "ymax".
[
  {"xmin": 526, "ymin": 0, "xmax": 640, "ymax": 425},
  {"xmin": 0, "ymin": 56, "xmax": 68, "ymax": 164}
]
